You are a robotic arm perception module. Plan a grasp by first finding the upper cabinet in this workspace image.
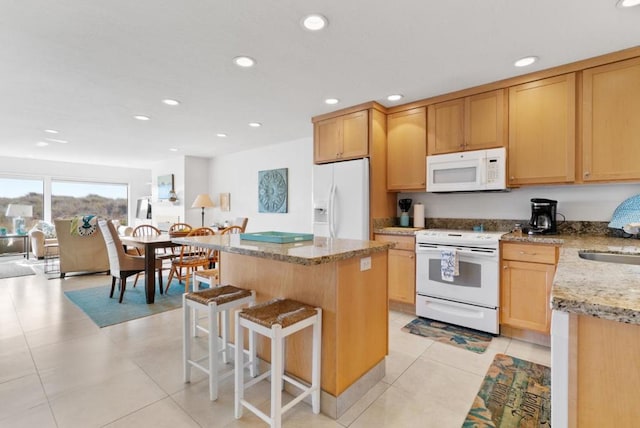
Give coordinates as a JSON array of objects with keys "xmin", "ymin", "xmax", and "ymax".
[
  {"xmin": 386, "ymin": 107, "xmax": 427, "ymax": 191},
  {"xmin": 314, "ymin": 110, "xmax": 369, "ymax": 164},
  {"xmin": 508, "ymin": 73, "xmax": 576, "ymax": 186},
  {"xmin": 427, "ymin": 89, "xmax": 507, "ymax": 155},
  {"xmin": 582, "ymin": 57, "xmax": 640, "ymax": 182}
]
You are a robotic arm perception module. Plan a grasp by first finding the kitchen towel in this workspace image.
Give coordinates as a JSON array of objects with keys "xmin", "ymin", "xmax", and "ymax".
[
  {"xmin": 441, "ymin": 249, "xmax": 459, "ymax": 282},
  {"xmin": 414, "ymin": 203, "xmax": 425, "ymax": 228}
]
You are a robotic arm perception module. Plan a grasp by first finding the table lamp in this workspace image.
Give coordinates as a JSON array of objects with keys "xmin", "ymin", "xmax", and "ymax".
[
  {"xmin": 5, "ymin": 204, "xmax": 33, "ymax": 235},
  {"xmin": 191, "ymin": 194, "xmax": 215, "ymax": 227}
]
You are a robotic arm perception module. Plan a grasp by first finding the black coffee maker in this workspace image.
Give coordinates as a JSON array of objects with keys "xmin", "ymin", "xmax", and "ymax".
[{"xmin": 528, "ymin": 198, "xmax": 558, "ymax": 234}]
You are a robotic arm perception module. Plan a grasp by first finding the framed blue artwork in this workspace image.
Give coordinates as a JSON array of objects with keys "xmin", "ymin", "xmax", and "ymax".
[
  {"xmin": 157, "ymin": 174, "xmax": 174, "ymax": 200},
  {"xmin": 258, "ymin": 168, "xmax": 288, "ymax": 213}
]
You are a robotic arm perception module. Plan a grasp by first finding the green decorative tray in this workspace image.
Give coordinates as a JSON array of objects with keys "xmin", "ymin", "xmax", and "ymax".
[{"xmin": 239, "ymin": 231, "xmax": 314, "ymax": 243}]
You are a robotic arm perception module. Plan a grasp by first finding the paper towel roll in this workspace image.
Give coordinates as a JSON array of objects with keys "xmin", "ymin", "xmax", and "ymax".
[{"xmin": 413, "ymin": 203, "xmax": 425, "ymax": 228}]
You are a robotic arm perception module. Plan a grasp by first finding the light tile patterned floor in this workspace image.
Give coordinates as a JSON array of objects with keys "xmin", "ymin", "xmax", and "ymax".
[{"xmin": 0, "ymin": 263, "xmax": 550, "ymax": 427}]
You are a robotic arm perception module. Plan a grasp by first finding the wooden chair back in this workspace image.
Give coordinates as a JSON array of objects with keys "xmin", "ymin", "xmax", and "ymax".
[
  {"xmin": 132, "ymin": 224, "xmax": 161, "ymax": 237},
  {"xmin": 169, "ymin": 223, "xmax": 193, "ymax": 234},
  {"xmin": 221, "ymin": 225, "xmax": 243, "ymax": 235},
  {"xmin": 233, "ymin": 217, "xmax": 248, "ymax": 232}
]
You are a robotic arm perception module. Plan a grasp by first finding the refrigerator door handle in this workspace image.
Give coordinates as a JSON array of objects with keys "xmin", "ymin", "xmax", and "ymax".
[{"xmin": 329, "ymin": 183, "xmax": 337, "ymax": 238}]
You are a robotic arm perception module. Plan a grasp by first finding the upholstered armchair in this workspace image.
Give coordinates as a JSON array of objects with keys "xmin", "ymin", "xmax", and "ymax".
[
  {"xmin": 54, "ymin": 218, "xmax": 110, "ymax": 278},
  {"xmin": 29, "ymin": 221, "xmax": 58, "ymax": 259}
]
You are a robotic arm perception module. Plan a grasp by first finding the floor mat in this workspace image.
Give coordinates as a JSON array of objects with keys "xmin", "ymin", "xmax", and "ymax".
[
  {"xmin": 0, "ymin": 261, "xmax": 35, "ymax": 279},
  {"xmin": 64, "ymin": 279, "xmax": 190, "ymax": 327},
  {"xmin": 402, "ymin": 317, "xmax": 493, "ymax": 353},
  {"xmin": 463, "ymin": 353, "xmax": 551, "ymax": 427}
]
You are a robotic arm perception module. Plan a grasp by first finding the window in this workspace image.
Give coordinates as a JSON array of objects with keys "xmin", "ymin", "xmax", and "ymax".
[
  {"xmin": 0, "ymin": 177, "xmax": 44, "ymax": 232},
  {"xmin": 51, "ymin": 180, "xmax": 128, "ymax": 225}
]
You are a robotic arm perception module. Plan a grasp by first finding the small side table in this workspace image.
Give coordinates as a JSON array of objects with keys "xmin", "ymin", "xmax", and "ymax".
[
  {"xmin": 44, "ymin": 243, "xmax": 59, "ymax": 274},
  {"xmin": 0, "ymin": 234, "xmax": 30, "ymax": 259}
]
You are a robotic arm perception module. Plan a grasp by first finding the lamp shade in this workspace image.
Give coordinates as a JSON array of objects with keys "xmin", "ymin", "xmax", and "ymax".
[
  {"xmin": 5, "ymin": 204, "xmax": 33, "ymax": 217},
  {"xmin": 191, "ymin": 194, "xmax": 215, "ymax": 208}
]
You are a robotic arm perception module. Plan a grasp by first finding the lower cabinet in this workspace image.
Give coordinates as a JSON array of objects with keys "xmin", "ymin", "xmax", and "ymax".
[
  {"xmin": 500, "ymin": 242, "xmax": 559, "ymax": 334},
  {"xmin": 375, "ymin": 234, "xmax": 415, "ymax": 304}
]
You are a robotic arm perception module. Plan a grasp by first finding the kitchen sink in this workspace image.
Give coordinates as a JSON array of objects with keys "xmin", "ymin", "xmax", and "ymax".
[{"xmin": 578, "ymin": 250, "xmax": 640, "ymax": 265}]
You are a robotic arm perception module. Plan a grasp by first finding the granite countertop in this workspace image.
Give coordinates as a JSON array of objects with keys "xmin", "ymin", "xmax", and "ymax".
[
  {"xmin": 502, "ymin": 232, "xmax": 640, "ymax": 325},
  {"xmin": 172, "ymin": 234, "xmax": 393, "ymax": 266},
  {"xmin": 374, "ymin": 227, "xmax": 424, "ymax": 236}
]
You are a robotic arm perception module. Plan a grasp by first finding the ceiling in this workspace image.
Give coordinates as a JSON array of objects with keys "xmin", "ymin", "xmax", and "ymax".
[{"xmin": 1, "ymin": 1, "xmax": 639, "ymax": 169}]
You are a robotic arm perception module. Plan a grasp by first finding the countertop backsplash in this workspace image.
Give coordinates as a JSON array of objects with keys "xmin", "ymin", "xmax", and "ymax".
[{"xmin": 374, "ymin": 217, "xmax": 617, "ymax": 237}]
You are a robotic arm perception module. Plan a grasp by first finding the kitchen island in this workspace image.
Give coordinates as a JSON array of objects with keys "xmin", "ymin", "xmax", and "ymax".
[
  {"xmin": 173, "ymin": 234, "xmax": 392, "ymax": 418},
  {"xmin": 503, "ymin": 232, "xmax": 640, "ymax": 427}
]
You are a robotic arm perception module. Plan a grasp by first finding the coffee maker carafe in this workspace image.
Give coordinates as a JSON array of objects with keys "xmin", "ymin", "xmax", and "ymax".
[{"xmin": 528, "ymin": 198, "xmax": 557, "ymax": 234}]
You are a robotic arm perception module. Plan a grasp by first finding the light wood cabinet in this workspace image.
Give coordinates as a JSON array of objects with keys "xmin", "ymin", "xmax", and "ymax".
[
  {"xmin": 375, "ymin": 234, "xmax": 415, "ymax": 304},
  {"xmin": 314, "ymin": 110, "xmax": 369, "ymax": 163},
  {"xmin": 427, "ymin": 89, "xmax": 507, "ymax": 155},
  {"xmin": 500, "ymin": 242, "xmax": 558, "ymax": 334},
  {"xmin": 387, "ymin": 107, "xmax": 427, "ymax": 191},
  {"xmin": 582, "ymin": 56, "xmax": 640, "ymax": 182},
  {"xmin": 508, "ymin": 73, "xmax": 576, "ymax": 186}
]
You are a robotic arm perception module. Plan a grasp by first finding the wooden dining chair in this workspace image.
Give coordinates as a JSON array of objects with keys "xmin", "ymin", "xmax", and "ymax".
[
  {"xmin": 166, "ymin": 227, "xmax": 215, "ymax": 294},
  {"xmin": 130, "ymin": 224, "xmax": 172, "ymax": 287},
  {"xmin": 169, "ymin": 223, "xmax": 193, "ymax": 235},
  {"xmin": 208, "ymin": 225, "xmax": 243, "ymax": 269},
  {"xmin": 232, "ymin": 217, "xmax": 248, "ymax": 232},
  {"xmin": 98, "ymin": 220, "xmax": 163, "ymax": 303}
]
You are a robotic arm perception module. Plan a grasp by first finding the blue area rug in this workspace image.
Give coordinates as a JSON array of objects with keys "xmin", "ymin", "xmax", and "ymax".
[{"xmin": 64, "ymin": 278, "xmax": 197, "ymax": 327}]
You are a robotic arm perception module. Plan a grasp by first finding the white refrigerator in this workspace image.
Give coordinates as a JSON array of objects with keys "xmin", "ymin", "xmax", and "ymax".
[{"xmin": 312, "ymin": 158, "xmax": 369, "ymax": 240}]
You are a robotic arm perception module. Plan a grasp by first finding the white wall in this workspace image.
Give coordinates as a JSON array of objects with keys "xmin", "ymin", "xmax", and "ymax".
[
  {"xmin": 209, "ymin": 137, "xmax": 313, "ymax": 233},
  {"xmin": 402, "ymin": 182, "xmax": 640, "ymax": 222},
  {"xmin": 0, "ymin": 156, "xmax": 151, "ymax": 224}
]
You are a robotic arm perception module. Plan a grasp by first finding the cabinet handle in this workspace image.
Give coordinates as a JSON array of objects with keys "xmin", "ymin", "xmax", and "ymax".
[
  {"xmin": 510, "ymin": 176, "xmax": 515, "ymax": 181},
  {"xmin": 409, "ymin": 255, "xmax": 414, "ymax": 259},
  {"xmin": 584, "ymin": 171, "xmax": 590, "ymax": 178},
  {"xmin": 503, "ymin": 265, "xmax": 508, "ymax": 269}
]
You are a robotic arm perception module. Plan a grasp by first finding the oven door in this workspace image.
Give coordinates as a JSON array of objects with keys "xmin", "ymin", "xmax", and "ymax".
[{"xmin": 415, "ymin": 244, "xmax": 499, "ymax": 308}]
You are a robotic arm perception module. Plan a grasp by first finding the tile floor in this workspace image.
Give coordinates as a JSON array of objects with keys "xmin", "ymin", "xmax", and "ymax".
[{"xmin": 0, "ymin": 260, "xmax": 550, "ymax": 428}]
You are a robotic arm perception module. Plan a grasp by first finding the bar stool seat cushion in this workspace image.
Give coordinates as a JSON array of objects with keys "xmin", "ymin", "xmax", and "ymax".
[
  {"xmin": 186, "ymin": 285, "xmax": 252, "ymax": 306},
  {"xmin": 239, "ymin": 298, "xmax": 317, "ymax": 329}
]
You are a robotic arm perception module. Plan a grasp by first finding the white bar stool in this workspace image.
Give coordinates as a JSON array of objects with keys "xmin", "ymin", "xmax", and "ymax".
[
  {"xmin": 183, "ymin": 285, "xmax": 256, "ymax": 401},
  {"xmin": 191, "ymin": 268, "xmax": 221, "ymax": 339},
  {"xmin": 234, "ymin": 298, "xmax": 322, "ymax": 428}
]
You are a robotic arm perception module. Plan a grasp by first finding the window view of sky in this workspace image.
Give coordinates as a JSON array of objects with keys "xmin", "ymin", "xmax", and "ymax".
[{"xmin": 1, "ymin": 178, "xmax": 127, "ymax": 198}]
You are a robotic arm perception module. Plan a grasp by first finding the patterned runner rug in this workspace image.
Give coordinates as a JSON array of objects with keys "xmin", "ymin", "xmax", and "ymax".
[
  {"xmin": 402, "ymin": 317, "xmax": 493, "ymax": 353},
  {"xmin": 463, "ymin": 353, "xmax": 551, "ymax": 427}
]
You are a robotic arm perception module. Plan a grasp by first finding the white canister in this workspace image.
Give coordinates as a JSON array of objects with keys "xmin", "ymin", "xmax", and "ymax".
[{"xmin": 413, "ymin": 203, "xmax": 425, "ymax": 228}]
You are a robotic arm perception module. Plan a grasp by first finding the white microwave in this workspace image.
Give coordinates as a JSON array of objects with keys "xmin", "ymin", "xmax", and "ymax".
[{"xmin": 426, "ymin": 147, "xmax": 506, "ymax": 192}]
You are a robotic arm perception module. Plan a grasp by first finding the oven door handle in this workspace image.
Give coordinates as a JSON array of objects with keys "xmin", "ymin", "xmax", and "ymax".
[{"xmin": 416, "ymin": 245, "xmax": 497, "ymax": 257}]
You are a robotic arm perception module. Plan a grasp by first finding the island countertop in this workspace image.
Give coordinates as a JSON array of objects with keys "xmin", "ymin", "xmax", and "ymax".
[
  {"xmin": 172, "ymin": 234, "xmax": 393, "ymax": 266},
  {"xmin": 502, "ymin": 232, "xmax": 640, "ymax": 325}
]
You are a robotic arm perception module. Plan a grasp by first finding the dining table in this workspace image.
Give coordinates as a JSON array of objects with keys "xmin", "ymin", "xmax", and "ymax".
[{"xmin": 120, "ymin": 234, "xmax": 181, "ymax": 303}]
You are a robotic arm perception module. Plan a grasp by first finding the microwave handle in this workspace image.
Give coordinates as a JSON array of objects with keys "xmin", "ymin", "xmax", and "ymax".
[{"xmin": 480, "ymin": 156, "xmax": 487, "ymax": 185}]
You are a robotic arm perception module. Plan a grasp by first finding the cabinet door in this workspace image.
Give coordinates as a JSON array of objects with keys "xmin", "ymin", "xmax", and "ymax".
[
  {"xmin": 582, "ymin": 57, "xmax": 640, "ymax": 182},
  {"xmin": 508, "ymin": 74, "xmax": 576, "ymax": 185},
  {"xmin": 388, "ymin": 249, "xmax": 415, "ymax": 304},
  {"xmin": 465, "ymin": 89, "xmax": 507, "ymax": 151},
  {"xmin": 387, "ymin": 107, "xmax": 427, "ymax": 191},
  {"xmin": 340, "ymin": 110, "xmax": 369, "ymax": 160},
  {"xmin": 500, "ymin": 260, "xmax": 555, "ymax": 333},
  {"xmin": 314, "ymin": 117, "xmax": 341, "ymax": 163},
  {"xmin": 427, "ymin": 99, "xmax": 465, "ymax": 154}
]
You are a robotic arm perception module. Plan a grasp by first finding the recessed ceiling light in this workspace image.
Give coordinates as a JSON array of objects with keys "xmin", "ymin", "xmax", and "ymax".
[
  {"xmin": 301, "ymin": 14, "xmax": 328, "ymax": 31},
  {"xmin": 169, "ymin": 148, "xmax": 178, "ymax": 152},
  {"xmin": 36, "ymin": 141, "xmax": 49, "ymax": 147},
  {"xmin": 248, "ymin": 122, "xmax": 262, "ymax": 128},
  {"xmin": 233, "ymin": 56, "xmax": 256, "ymax": 68},
  {"xmin": 45, "ymin": 138, "xmax": 68, "ymax": 144},
  {"xmin": 44, "ymin": 129, "xmax": 59, "ymax": 134},
  {"xmin": 324, "ymin": 98, "xmax": 339, "ymax": 105},
  {"xmin": 216, "ymin": 133, "xmax": 228, "ymax": 138},
  {"xmin": 162, "ymin": 99, "xmax": 180, "ymax": 106},
  {"xmin": 134, "ymin": 115, "xmax": 150, "ymax": 121},
  {"xmin": 387, "ymin": 94, "xmax": 404, "ymax": 102},
  {"xmin": 514, "ymin": 56, "xmax": 538, "ymax": 67},
  {"xmin": 617, "ymin": 0, "xmax": 640, "ymax": 7}
]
